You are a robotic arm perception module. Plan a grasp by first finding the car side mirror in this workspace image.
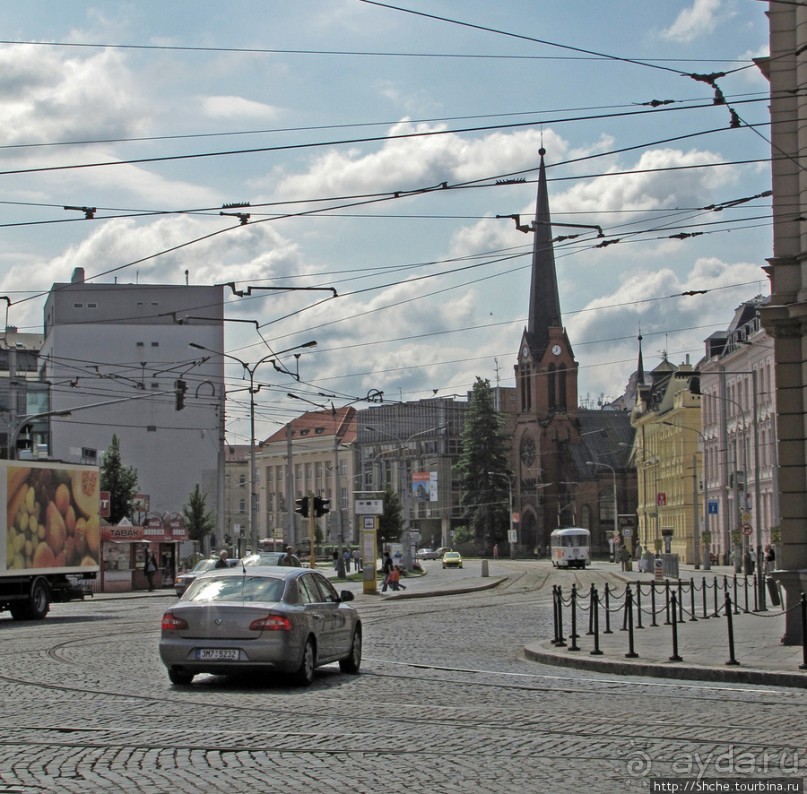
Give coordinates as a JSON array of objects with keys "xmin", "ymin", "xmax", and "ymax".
[{"xmin": 339, "ymin": 590, "xmax": 355, "ymax": 602}]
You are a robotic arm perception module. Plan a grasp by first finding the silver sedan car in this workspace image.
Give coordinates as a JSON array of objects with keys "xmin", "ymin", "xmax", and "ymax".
[{"xmin": 159, "ymin": 567, "xmax": 362, "ymax": 687}]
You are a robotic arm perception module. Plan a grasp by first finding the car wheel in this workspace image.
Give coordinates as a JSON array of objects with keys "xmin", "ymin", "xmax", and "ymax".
[
  {"xmin": 293, "ymin": 637, "xmax": 316, "ymax": 686},
  {"xmin": 168, "ymin": 668, "xmax": 194, "ymax": 686},
  {"xmin": 339, "ymin": 629, "xmax": 362, "ymax": 674}
]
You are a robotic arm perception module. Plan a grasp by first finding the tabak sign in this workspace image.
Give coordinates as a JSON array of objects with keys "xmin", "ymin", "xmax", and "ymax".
[{"xmin": 101, "ymin": 512, "xmax": 189, "ymax": 543}]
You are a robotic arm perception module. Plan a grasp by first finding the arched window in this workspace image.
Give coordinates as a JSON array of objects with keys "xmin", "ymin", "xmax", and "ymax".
[{"xmin": 548, "ymin": 364, "xmax": 556, "ymax": 409}]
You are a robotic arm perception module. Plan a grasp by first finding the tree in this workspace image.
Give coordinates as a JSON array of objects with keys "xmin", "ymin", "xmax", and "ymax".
[
  {"xmin": 457, "ymin": 377, "xmax": 512, "ymax": 551},
  {"xmin": 183, "ymin": 483, "xmax": 216, "ymax": 545},
  {"xmin": 100, "ymin": 434, "xmax": 139, "ymax": 524},
  {"xmin": 378, "ymin": 485, "xmax": 403, "ymax": 542}
]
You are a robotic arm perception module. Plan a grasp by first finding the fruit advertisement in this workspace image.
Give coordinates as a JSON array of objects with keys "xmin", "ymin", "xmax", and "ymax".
[{"xmin": 4, "ymin": 463, "xmax": 101, "ymax": 572}]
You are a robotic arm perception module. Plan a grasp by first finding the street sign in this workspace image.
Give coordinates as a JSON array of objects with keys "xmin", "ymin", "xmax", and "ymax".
[
  {"xmin": 741, "ymin": 523, "xmax": 753, "ymax": 536},
  {"xmin": 355, "ymin": 498, "xmax": 383, "ymax": 515},
  {"xmin": 657, "ymin": 493, "xmax": 667, "ymax": 507},
  {"xmin": 622, "ymin": 528, "xmax": 632, "ymax": 537},
  {"xmin": 507, "ymin": 529, "xmax": 517, "ymax": 543},
  {"xmin": 708, "ymin": 499, "xmax": 719, "ymax": 515}
]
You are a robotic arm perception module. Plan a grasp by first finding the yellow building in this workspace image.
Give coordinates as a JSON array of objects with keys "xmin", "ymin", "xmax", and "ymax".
[{"xmin": 631, "ymin": 359, "xmax": 703, "ymax": 565}]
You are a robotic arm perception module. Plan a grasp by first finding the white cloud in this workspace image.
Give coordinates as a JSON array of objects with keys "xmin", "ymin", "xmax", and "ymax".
[
  {"xmin": 661, "ymin": 0, "xmax": 725, "ymax": 43},
  {"xmin": 201, "ymin": 95, "xmax": 282, "ymax": 121}
]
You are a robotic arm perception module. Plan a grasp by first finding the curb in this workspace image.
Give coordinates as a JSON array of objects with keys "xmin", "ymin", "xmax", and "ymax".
[
  {"xmin": 380, "ymin": 576, "xmax": 507, "ymax": 599},
  {"xmin": 524, "ymin": 642, "xmax": 807, "ymax": 689}
]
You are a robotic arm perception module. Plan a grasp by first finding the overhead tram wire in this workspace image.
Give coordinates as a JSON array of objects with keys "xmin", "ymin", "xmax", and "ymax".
[{"xmin": 0, "ymin": 95, "xmax": 769, "ymax": 179}]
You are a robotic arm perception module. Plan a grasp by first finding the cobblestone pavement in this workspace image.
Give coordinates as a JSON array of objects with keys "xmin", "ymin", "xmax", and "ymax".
[{"xmin": 0, "ymin": 561, "xmax": 804, "ymax": 793}]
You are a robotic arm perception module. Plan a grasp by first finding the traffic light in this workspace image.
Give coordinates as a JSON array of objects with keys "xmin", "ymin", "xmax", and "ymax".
[
  {"xmin": 174, "ymin": 379, "xmax": 187, "ymax": 410},
  {"xmin": 295, "ymin": 496, "xmax": 309, "ymax": 518},
  {"xmin": 313, "ymin": 496, "xmax": 330, "ymax": 517}
]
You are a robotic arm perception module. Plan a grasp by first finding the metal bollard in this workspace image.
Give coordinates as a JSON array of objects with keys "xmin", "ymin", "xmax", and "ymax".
[
  {"xmin": 635, "ymin": 582, "xmax": 644, "ymax": 629},
  {"xmin": 702, "ymin": 578, "xmax": 709, "ymax": 619},
  {"xmin": 799, "ymin": 592, "xmax": 807, "ymax": 671},
  {"xmin": 664, "ymin": 579, "xmax": 671, "ymax": 625},
  {"xmin": 587, "ymin": 583, "xmax": 596, "ymax": 635},
  {"xmin": 555, "ymin": 585, "xmax": 566, "ymax": 647},
  {"xmin": 743, "ymin": 573, "xmax": 750, "ymax": 614},
  {"xmin": 604, "ymin": 583, "xmax": 613, "ymax": 634},
  {"xmin": 669, "ymin": 592, "xmax": 682, "ymax": 662},
  {"xmin": 677, "ymin": 580, "xmax": 684, "ymax": 623},
  {"xmin": 625, "ymin": 586, "xmax": 638, "ymax": 658},
  {"xmin": 752, "ymin": 573, "xmax": 758, "ymax": 613},
  {"xmin": 725, "ymin": 592, "xmax": 739, "ymax": 666},
  {"xmin": 689, "ymin": 578, "xmax": 697, "ymax": 622},
  {"xmin": 590, "ymin": 588, "xmax": 603, "ymax": 656},
  {"xmin": 650, "ymin": 581, "xmax": 658, "ymax": 627},
  {"xmin": 569, "ymin": 584, "xmax": 580, "ymax": 651},
  {"xmin": 551, "ymin": 585, "xmax": 561, "ymax": 645},
  {"xmin": 713, "ymin": 575, "xmax": 720, "ymax": 618}
]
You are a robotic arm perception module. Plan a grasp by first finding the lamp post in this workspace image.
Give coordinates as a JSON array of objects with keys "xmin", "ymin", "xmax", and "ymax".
[
  {"xmin": 488, "ymin": 471, "xmax": 514, "ymax": 558},
  {"xmin": 586, "ymin": 461, "xmax": 617, "ymax": 555},
  {"xmin": 189, "ymin": 341, "xmax": 316, "ymax": 554},
  {"xmin": 621, "ymin": 442, "xmax": 660, "ymax": 553}
]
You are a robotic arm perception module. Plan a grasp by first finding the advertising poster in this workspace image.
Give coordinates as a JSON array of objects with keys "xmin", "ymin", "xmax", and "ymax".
[
  {"xmin": 4, "ymin": 462, "xmax": 101, "ymax": 572},
  {"xmin": 412, "ymin": 471, "xmax": 438, "ymax": 502}
]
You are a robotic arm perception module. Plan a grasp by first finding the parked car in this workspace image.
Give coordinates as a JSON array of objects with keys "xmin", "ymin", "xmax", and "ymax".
[
  {"xmin": 174, "ymin": 558, "xmax": 239, "ymax": 597},
  {"xmin": 442, "ymin": 551, "xmax": 463, "ymax": 569},
  {"xmin": 435, "ymin": 547, "xmax": 451, "ymax": 558},
  {"xmin": 159, "ymin": 567, "xmax": 362, "ymax": 686},
  {"xmin": 242, "ymin": 552, "xmax": 303, "ymax": 568},
  {"xmin": 416, "ymin": 548, "xmax": 440, "ymax": 560}
]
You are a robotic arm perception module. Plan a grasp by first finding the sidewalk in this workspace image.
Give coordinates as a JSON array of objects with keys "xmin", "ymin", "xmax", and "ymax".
[{"xmin": 525, "ymin": 563, "xmax": 807, "ymax": 689}]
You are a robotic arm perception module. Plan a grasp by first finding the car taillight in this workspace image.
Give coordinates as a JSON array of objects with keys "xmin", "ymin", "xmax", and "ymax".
[
  {"xmin": 161, "ymin": 612, "xmax": 188, "ymax": 631},
  {"xmin": 249, "ymin": 614, "xmax": 293, "ymax": 632}
]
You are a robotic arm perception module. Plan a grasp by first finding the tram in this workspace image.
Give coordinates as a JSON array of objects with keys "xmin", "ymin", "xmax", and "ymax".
[{"xmin": 550, "ymin": 527, "xmax": 591, "ymax": 569}]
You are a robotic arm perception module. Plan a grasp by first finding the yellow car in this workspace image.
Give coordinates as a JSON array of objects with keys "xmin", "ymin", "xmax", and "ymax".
[{"xmin": 442, "ymin": 551, "xmax": 463, "ymax": 569}]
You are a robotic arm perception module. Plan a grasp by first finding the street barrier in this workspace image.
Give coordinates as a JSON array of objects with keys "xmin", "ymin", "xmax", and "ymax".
[{"xmin": 551, "ymin": 577, "xmax": 807, "ymax": 672}]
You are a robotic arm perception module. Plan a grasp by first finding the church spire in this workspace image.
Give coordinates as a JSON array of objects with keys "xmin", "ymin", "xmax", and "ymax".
[
  {"xmin": 527, "ymin": 148, "xmax": 562, "ymax": 355},
  {"xmin": 637, "ymin": 330, "xmax": 645, "ymax": 384}
]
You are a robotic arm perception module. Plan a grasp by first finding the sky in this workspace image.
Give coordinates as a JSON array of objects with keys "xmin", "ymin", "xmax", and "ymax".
[{"xmin": 0, "ymin": 0, "xmax": 773, "ymax": 445}]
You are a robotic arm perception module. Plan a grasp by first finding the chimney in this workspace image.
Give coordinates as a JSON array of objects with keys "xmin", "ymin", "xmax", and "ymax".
[{"xmin": 71, "ymin": 267, "xmax": 85, "ymax": 284}]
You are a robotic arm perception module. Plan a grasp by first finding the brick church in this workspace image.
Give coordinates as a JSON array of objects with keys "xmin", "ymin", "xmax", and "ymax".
[{"xmin": 511, "ymin": 149, "xmax": 637, "ymax": 558}]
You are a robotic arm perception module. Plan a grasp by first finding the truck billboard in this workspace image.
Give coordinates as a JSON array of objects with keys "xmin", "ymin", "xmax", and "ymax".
[{"xmin": 4, "ymin": 462, "xmax": 101, "ymax": 574}]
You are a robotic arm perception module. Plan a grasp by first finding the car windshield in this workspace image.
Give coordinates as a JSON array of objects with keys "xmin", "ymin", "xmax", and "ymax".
[
  {"xmin": 191, "ymin": 559, "xmax": 217, "ymax": 573},
  {"xmin": 184, "ymin": 574, "xmax": 286, "ymax": 603},
  {"xmin": 445, "ymin": 552, "xmax": 459, "ymax": 558}
]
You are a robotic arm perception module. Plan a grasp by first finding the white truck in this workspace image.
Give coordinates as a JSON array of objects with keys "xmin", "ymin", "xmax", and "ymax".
[{"xmin": 1, "ymin": 460, "xmax": 101, "ymax": 620}]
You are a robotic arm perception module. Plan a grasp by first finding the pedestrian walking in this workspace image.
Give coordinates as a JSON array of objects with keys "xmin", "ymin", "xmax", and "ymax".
[
  {"xmin": 389, "ymin": 565, "xmax": 406, "ymax": 591},
  {"xmin": 333, "ymin": 549, "xmax": 339, "ymax": 571},
  {"xmin": 764, "ymin": 544, "xmax": 775, "ymax": 574},
  {"xmin": 381, "ymin": 552, "xmax": 393, "ymax": 592},
  {"xmin": 144, "ymin": 548, "xmax": 158, "ymax": 591},
  {"xmin": 352, "ymin": 548, "xmax": 361, "ymax": 572},
  {"xmin": 493, "ymin": 543, "xmax": 499, "ymax": 560}
]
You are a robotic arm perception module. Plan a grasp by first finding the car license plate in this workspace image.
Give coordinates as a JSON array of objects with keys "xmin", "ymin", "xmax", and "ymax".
[{"xmin": 196, "ymin": 648, "xmax": 241, "ymax": 661}]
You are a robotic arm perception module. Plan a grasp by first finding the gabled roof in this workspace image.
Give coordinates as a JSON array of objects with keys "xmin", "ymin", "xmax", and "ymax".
[{"xmin": 263, "ymin": 406, "xmax": 357, "ymax": 446}]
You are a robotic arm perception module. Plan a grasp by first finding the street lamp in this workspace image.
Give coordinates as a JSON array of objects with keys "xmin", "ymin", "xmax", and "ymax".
[
  {"xmin": 586, "ymin": 461, "xmax": 617, "ymax": 555},
  {"xmin": 488, "ymin": 471, "xmax": 514, "ymax": 558},
  {"xmin": 189, "ymin": 340, "xmax": 316, "ymax": 554},
  {"xmin": 621, "ymin": 442, "xmax": 660, "ymax": 553}
]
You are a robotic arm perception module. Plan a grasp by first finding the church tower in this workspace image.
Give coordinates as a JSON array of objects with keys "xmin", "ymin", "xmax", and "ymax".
[{"xmin": 515, "ymin": 149, "xmax": 579, "ymax": 422}]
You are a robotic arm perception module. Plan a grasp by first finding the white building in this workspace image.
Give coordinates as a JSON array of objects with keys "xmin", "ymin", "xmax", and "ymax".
[
  {"xmin": 39, "ymin": 270, "xmax": 225, "ymax": 520},
  {"xmin": 700, "ymin": 296, "xmax": 778, "ymax": 566}
]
